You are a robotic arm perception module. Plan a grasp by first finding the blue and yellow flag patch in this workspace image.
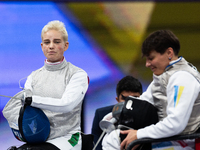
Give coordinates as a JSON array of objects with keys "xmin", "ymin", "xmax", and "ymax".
[{"xmin": 174, "ymin": 85, "xmax": 184, "ymax": 107}]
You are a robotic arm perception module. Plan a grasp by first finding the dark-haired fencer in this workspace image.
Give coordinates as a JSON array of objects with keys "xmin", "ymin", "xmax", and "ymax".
[{"xmin": 102, "ymin": 30, "xmax": 200, "ymax": 150}]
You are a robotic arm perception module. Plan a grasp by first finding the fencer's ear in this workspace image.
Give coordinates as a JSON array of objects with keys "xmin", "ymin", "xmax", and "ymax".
[
  {"xmin": 167, "ymin": 47, "xmax": 174, "ymax": 58},
  {"xmin": 64, "ymin": 42, "xmax": 69, "ymax": 51},
  {"xmin": 116, "ymin": 97, "xmax": 120, "ymax": 103},
  {"xmin": 41, "ymin": 43, "xmax": 44, "ymax": 52}
]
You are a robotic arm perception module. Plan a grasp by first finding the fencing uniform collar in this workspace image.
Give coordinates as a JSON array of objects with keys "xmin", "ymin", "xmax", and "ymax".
[
  {"xmin": 166, "ymin": 56, "xmax": 182, "ymax": 69},
  {"xmin": 44, "ymin": 57, "xmax": 67, "ymax": 71}
]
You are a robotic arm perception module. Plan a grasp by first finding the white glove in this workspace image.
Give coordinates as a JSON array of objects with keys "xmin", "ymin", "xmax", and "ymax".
[{"xmin": 99, "ymin": 112, "xmax": 117, "ymax": 133}]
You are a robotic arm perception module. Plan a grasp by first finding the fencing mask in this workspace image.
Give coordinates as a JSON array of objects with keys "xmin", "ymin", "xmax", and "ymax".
[
  {"xmin": 15, "ymin": 104, "xmax": 50, "ymax": 144},
  {"xmin": 3, "ymin": 90, "xmax": 50, "ymax": 144}
]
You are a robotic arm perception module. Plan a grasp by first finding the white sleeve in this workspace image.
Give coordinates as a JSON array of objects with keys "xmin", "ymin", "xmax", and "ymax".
[
  {"xmin": 24, "ymin": 75, "xmax": 33, "ymax": 91},
  {"xmin": 26, "ymin": 70, "xmax": 89, "ymax": 113},
  {"xmin": 102, "ymin": 112, "xmax": 113, "ymax": 121},
  {"xmin": 137, "ymin": 71, "xmax": 200, "ymax": 139},
  {"xmin": 102, "ymin": 129, "xmax": 121, "ymax": 150}
]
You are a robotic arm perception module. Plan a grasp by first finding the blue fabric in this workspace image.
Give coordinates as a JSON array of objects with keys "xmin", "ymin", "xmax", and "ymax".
[
  {"xmin": 22, "ymin": 106, "xmax": 50, "ymax": 143},
  {"xmin": 152, "ymin": 141, "xmax": 173, "ymax": 149}
]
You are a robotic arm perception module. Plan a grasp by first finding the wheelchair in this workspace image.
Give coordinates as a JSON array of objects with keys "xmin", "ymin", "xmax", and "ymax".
[
  {"xmin": 126, "ymin": 130, "xmax": 200, "ymax": 150},
  {"xmin": 7, "ymin": 133, "xmax": 94, "ymax": 150},
  {"xmin": 6, "ymin": 95, "xmax": 94, "ymax": 150}
]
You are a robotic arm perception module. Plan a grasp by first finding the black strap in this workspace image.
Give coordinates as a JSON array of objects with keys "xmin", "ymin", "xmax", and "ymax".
[
  {"xmin": 18, "ymin": 104, "xmax": 27, "ymax": 142},
  {"xmin": 16, "ymin": 142, "xmax": 60, "ymax": 150},
  {"xmin": 81, "ymin": 133, "xmax": 94, "ymax": 150}
]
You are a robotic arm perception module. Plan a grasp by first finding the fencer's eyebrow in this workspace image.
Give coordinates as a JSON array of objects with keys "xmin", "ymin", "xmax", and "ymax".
[{"xmin": 54, "ymin": 39, "xmax": 61, "ymax": 41}]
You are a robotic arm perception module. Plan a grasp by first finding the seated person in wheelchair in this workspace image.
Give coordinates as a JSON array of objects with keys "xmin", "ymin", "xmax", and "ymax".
[
  {"xmin": 3, "ymin": 20, "xmax": 89, "ymax": 150},
  {"xmin": 101, "ymin": 30, "xmax": 200, "ymax": 150}
]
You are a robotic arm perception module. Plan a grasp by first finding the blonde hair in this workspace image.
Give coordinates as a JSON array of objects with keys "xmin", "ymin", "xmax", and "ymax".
[{"xmin": 41, "ymin": 20, "xmax": 68, "ymax": 42}]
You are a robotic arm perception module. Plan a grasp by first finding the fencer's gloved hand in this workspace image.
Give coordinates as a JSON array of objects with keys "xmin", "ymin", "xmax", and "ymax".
[
  {"xmin": 25, "ymin": 97, "xmax": 32, "ymax": 105},
  {"xmin": 21, "ymin": 89, "xmax": 32, "ymax": 106}
]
